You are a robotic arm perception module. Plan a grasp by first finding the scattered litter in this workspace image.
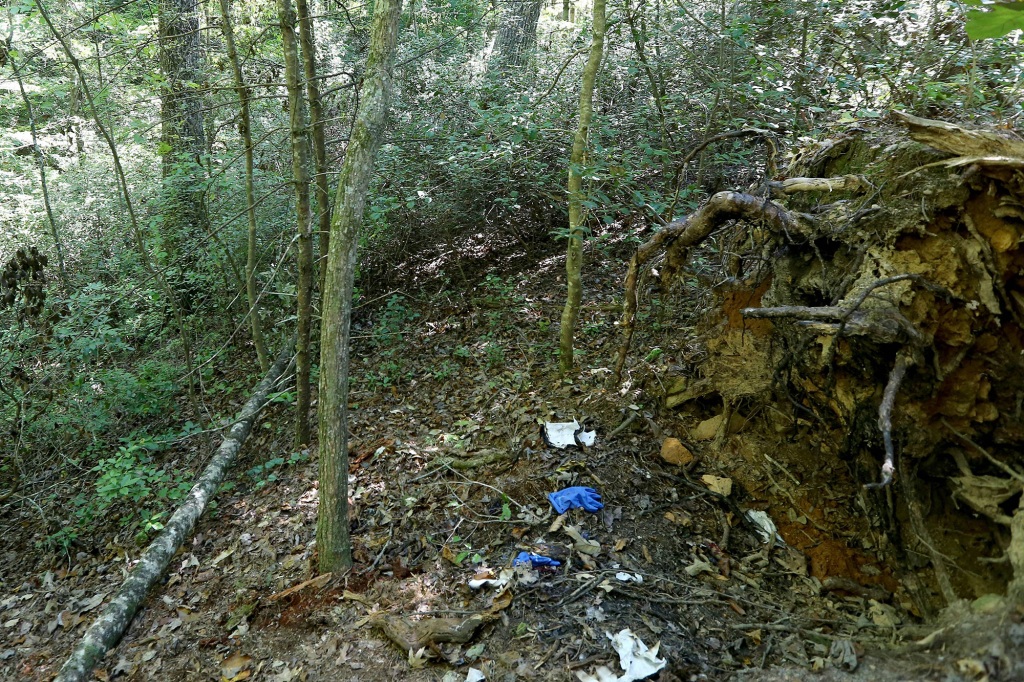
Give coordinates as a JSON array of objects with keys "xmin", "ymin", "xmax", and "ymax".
[
  {"xmin": 512, "ymin": 551, "xmax": 561, "ymax": 568},
  {"xmin": 700, "ymin": 475, "xmax": 732, "ymax": 497},
  {"xmin": 615, "ymin": 572, "xmax": 642, "ymax": 583},
  {"xmin": 543, "ymin": 420, "xmax": 596, "ymax": 449},
  {"xmin": 468, "ymin": 568, "xmax": 514, "ymax": 590},
  {"xmin": 442, "ymin": 670, "xmax": 486, "ymax": 682},
  {"xmin": 575, "ymin": 629, "xmax": 666, "ymax": 682},
  {"xmin": 549, "ymin": 486, "xmax": 604, "ymax": 514},
  {"xmin": 746, "ymin": 510, "xmax": 784, "ymax": 546}
]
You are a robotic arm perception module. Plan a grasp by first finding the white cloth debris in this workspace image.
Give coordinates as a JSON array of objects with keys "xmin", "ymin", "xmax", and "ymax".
[
  {"xmin": 544, "ymin": 420, "xmax": 596, "ymax": 449},
  {"xmin": 575, "ymin": 629, "xmax": 666, "ymax": 682}
]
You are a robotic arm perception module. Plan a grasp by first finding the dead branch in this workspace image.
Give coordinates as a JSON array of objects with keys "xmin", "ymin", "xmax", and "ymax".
[
  {"xmin": 54, "ymin": 341, "xmax": 295, "ymax": 682},
  {"xmin": 742, "ymin": 273, "xmax": 950, "ymax": 348},
  {"xmin": 612, "ymin": 191, "xmax": 800, "ymax": 385},
  {"xmin": 767, "ymin": 175, "xmax": 873, "ymax": 196},
  {"xmin": 372, "ymin": 612, "xmax": 492, "ymax": 654},
  {"xmin": 743, "ymin": 305, "xmax": 923, "ymax": 345},
  {"xmin": 894, "ymin": 111, "xmax": 1024, "ymax": 160}
]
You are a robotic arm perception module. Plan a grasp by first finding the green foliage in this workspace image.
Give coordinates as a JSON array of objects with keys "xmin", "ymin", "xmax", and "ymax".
[
  {"xmin": 373, "ymin": 295, "xmax": 421, "ymax": 346},
  {"xmin": 246, "ymin": 450, "xmax": 310, "ymax": 489},
  {"xmin": 965, "ymin": 1, "xmax": 1024, "ymax": 39}
]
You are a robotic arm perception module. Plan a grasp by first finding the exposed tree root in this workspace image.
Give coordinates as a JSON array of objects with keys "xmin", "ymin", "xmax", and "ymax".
[
  {"xmin": 870, "ymin": 349, "xmax": 912, "ymax": 488},
  {"xmin": 612, "ymin": 191, "xmax": 800, "ymax": 384}
]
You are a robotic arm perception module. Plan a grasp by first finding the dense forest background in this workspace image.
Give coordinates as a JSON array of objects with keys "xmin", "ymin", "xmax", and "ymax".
[{"xmin": 4, "ymin": 0, "xmax": 1024, "ymax": 679}]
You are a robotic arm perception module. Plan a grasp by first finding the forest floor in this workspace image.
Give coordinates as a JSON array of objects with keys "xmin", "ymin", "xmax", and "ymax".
[{"xmin": 2, "ymin": 222, "xmax": 1023, "ymax": 681}]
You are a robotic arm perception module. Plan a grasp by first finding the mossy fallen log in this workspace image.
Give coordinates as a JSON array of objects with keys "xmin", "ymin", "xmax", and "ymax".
[{"xmin": 54, "ymin": 341, "xmax": 295, "ymax": 682}]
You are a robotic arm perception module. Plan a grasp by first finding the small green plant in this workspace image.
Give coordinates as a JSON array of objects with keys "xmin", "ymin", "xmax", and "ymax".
[
  {"xmin": 374, "ymin": 295, "xmax": 420, "ymax": 346},
  {"xmin": 246, "ymin": 450, "xmax": 310, "ymax": 488},
  {"xmin": 432, "ymin": 360, "xmax": 459, "ymax": 380},
  {"xmin": 484, "ymin": 341, "xmax": 506, "ymax": 370}
]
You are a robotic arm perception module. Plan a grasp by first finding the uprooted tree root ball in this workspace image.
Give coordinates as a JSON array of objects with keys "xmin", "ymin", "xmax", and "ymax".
[{"xmin": 626, "ymin": 113, "xmax": 1024, "ymax": 617}]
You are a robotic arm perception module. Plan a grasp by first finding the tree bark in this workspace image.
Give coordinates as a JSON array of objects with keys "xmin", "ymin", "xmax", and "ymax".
[
  {"xmin": 558, "ymin": 0, "xmax": 605, "ymax": 374},
  {"xmin": 159, "ymin": 0, "xmax": 208, "ymax": 295},
  {"xmin": 218, "ymin": 0, "xmax": 270, "ymax": 372},
  {"xmin": 53, "ymin": 343, "xmax": 294, "ymax": 682},
  {"xmin": 493, "ymin": 0, "xmax": 543, "ymax": 72},
  {"xmin": 317, "ymin": 0, "xmax": 403, "ymax": 573},
  {"xmin": 280, "ymin": 0, "xmax": 315, "ymax": 447},
  {"xmin": 296, "ymin": 0, "xmax": 333, "ymax": 296}
]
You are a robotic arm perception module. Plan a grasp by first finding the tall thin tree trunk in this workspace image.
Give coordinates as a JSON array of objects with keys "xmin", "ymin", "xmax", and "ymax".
[
  {"xmin": 219, "ymin": 0, "xmax": 270, "ymax": 372},
  {"xmin": 493, "ymin": 0, "xmax": 542, "ymax": 73},
  {"xmin": 10, "ymin": 49, "xmax": 68, "ymax": 288},
  {"xmin": 558, "ymin": 0, "xmax": 605, "ymax": 374},
  {"xmin": 317, "ymin": 0, "xmax": 403, "ymax": 573},
  {"xmin": 38, "ymin": 1, "xmax": 199, "ymax": 404},
  {"xmin": 280, "ymin": 0, "xmax": 315, "ymax": 447},
  {"xmin": 296, "ymin": 0, "xmax": 332, "ymax": 296},
  {"xmin": 159, "ymin": 0, "xmax": 208, "ymax": 308}
]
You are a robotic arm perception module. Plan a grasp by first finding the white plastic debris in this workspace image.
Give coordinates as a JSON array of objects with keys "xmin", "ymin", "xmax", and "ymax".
[
  {"xmin": 575, "ymin": 629, "xmax": 666, "ymax": 682},
  {"xmin": 544, "ymin": 420, "xmax": 596, "ymax": 449},
  {"xmin": 614, "ymin": 572, "xmax": 643, "ymax": 584},
  {"xmin": 442, "ymin": 670, "xmax": 486, "ymax": 682},
  {"xmin": 746, "ymin": 510, "xmax": 785, "ymax": 546},
  {"xmin": 468, "ymin": 567, "xmax": 514, "ymax": 590}
]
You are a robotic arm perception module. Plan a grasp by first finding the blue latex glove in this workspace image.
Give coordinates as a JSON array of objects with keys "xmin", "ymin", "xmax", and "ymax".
[
  {"xmin": 513, "ymin": 551, "xmax": 561, "ymax": 567},
  {"xmin": 548, "ymin": 486, "xmax": 604, "ymax": 514}
]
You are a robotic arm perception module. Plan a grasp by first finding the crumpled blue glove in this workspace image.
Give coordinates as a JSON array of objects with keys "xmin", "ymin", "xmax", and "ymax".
[
  {"xmin": 513, "ymin": 551, "xmax": 561, "ymax": 567},
  {"xmin": 548, "ymin": 486, "xmax": 604, "ymax": 514}
]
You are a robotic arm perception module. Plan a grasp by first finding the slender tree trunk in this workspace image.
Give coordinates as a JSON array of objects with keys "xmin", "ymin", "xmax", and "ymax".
[
  {"xmin": 558, "ymin": 0, "xmax": 605, "ymax": 374},
  {"xmin": 280, "ymin": 0, "xmax": 315, "ymax": 447},
  {"xmin": 296, "ymin": 0, "xmax": 332, "ymax": 295},
  {"xmin": 493, "ymin": 0, "xmax": 542, "ymax": 73},
  {"xmin": 159, "ymin": 0, "xmax": 208, "ymax": 308},
  {"xmin": 10, "ymin": 49, "xmax": 68, "ymax": 289},
  {"xmin": 37, "ymin": 0, "xmax": 199, "ymax": 405},
  {"xmin": 317, "ymin": 0, "xmax": 402, "ymax": 573},
  {"xmin": 218, "ymin": 0, "xmax": 270, "ymax": 372}
]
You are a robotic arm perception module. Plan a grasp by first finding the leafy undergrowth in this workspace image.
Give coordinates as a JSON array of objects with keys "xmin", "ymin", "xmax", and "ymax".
[{"xmin": 2, "ymin": 226, "xmax": 1023, "ymax": 681}]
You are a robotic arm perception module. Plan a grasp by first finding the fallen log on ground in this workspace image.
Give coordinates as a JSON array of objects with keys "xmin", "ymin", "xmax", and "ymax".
[{"xmin": 54, "ymin": 341, "xmax": 295, "ymax": 682}]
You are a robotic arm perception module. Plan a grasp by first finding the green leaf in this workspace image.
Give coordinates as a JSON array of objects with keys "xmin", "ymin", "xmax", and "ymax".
[{"xmin": 966, "ymin": 3, "xmax": 1024, "ymax": 40}]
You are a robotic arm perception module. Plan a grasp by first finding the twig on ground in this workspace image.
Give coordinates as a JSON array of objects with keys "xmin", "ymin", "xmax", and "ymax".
[{"xmin": 608, "ymin": 410, "xmax": 638, "ymax": 439}]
